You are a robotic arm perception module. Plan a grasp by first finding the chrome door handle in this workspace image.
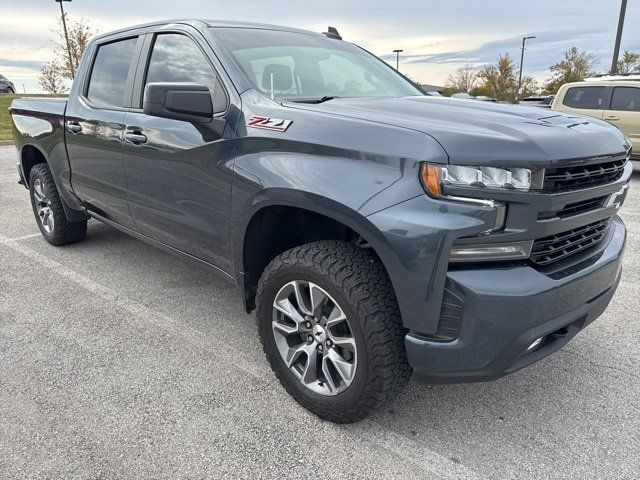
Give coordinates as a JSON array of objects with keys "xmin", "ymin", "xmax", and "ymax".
[
  {"xmin": 604, "ymin": 116, "xmax": 620, "ymax": 121},
  {"xmin": 66, "ymin": 121, "xmax": 82, "ymax": 134},
  {"xmin": 125, "ymin": 132, "xmax": 147, "ymax": 144}
]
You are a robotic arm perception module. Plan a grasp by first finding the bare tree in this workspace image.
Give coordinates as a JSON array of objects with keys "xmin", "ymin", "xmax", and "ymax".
[
  {"xmin": 445, "ymin": 64, "xmax": 477, "ymax": 94},
  {"xmin": 38, "ymin": 61, "xmax": 68, "ymax": 95},
  {"xmin": 38, "ymin": 13, "xmax": 96, "ymax": 93}
]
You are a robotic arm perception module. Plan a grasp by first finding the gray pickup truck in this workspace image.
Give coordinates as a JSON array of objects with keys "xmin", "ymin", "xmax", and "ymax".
[{"xmin": 10, "ymin": 20, "xmax": 632, "ymax": 423}]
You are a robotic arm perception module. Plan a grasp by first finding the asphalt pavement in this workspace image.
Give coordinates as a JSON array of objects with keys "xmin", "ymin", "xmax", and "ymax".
[{"xmin": 0, "ymin": 145, "xmax": 639, "ymax": 479}]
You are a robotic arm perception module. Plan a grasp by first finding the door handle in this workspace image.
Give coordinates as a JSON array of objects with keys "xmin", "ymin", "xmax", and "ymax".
[
  {"xmin": 125, "ymin": 131, "xmax": 147, "ymax": 145},
  {"xmin": 604, "ymin": 116, "xmax": 620, "ymax": 121},
  {"xmin": 66, "ymin": 121, "xmax": 82, "ymax": 134}
]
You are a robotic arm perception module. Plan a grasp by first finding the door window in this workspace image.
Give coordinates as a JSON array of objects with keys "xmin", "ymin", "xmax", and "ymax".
[
  {"xmin": 610, "ymin": 87, "xmax": 640, "ymax": 112},
  {"xmin": 86, "ymin": 37, "xmax": 138, "ymax": 108},
  {"xmin": 562, "ymin": 86, "xmax": 606, "ymax": 110},
  {"xmin": 145, "ymin": 34, "xmax": 217, "ymax": 91}
]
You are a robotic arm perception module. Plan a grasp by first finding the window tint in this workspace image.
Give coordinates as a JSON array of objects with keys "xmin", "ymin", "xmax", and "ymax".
[
  {"xmin": 86, "ymin": 37, "xmax": 137, "ymax": 108},
  {"xmin": 562, "ymin": 86, "xmax": 606, "ymax": 110},
  {"xmin": 610, "ymin": 87, "xmax": 640, "ymax": 112},
  {"xmin": 146, "ymin": 34, "xmax": 216, "ymax": 91}
]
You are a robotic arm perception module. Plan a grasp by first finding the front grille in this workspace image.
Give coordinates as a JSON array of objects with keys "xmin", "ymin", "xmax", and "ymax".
[
  {"xmin": 538, "ymin": 196, "xmax": 607, "ymax": 219},
  {"xmin": 543, "ymin": 158, "xmax": 627, "ymax": 190},
  {"xmin": 530, "ymin": 218, "xmax": 611, "ymax": 266}
]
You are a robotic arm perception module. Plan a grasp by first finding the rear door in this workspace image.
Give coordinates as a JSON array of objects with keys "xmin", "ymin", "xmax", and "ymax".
[
  {"xmin": 603, "ymin": 85, "xmax": 640, "ymax": 153},
  {"xmin": 555, "ymin": 84, "xmax": 608, "ymax": 120},
  {"xmin": 65, "ymin": 35, "xmax": 144, "ymax": 229},
  {"xmin": 122, "ymin": 27, "xmax": 236, "ymax": 271}
]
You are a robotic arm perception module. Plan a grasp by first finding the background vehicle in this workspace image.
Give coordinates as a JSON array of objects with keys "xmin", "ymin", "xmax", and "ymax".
[
  {"xmin": 9, "ymin": 20, "xmax": 632, "ymax": 423},
  {"xmin": 451, "ymin": 92, "xmax": 475, "ymax": 99},
  {"xmin": 0, "ymin": 73, "xmax": 15, "ymax": 94},
  {"xmin": 519, "ymin": 95, "xmax": 554, "ymax": 108},
  {"xmin": 552, "ymin": 77, "xmax": 639, "ymax": 161}
]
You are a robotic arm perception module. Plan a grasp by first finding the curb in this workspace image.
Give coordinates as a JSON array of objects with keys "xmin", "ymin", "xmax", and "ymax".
[{"xmin": 0, "ymin": 140, "xmax": 14, "ymax": 146}]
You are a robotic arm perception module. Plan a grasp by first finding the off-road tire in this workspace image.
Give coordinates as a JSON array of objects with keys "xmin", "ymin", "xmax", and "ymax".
[
  {"xmin": 256, "ymin": 240, "xmax": 411, "ymax": 423},
  {"xmin": 29, "ymin": 163, "xmax": 87, "ymax": 246}
]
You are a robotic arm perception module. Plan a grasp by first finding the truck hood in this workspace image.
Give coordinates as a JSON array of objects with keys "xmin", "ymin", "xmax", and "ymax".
[{"xmin": 285, "ymin": 96, "xmax": 629, "ymax": 167}]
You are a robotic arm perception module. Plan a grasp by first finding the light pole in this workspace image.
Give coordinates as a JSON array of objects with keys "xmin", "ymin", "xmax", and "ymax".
[
  {"xmin": 517, "ymin": 35, "xmax": 536, "ymax": 98},
  {"xmin": 611, "ymin": 0, "xmax": 627, "ymax": 74},
  {"xmin": 393, "ymin": 49, "xmax": 403, "ymax": 71},
  {"xmin": 54, "ymin": 0, "xmax": 74, "ymax": 79}
]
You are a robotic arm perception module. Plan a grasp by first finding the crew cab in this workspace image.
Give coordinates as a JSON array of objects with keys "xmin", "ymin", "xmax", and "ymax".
[{"xmin": 10, "ymin": 20, "xmax": 632, "ymax": 423}]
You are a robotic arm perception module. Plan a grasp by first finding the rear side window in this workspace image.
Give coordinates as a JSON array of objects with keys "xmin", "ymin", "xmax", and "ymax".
[
  {"xmin": 86, "ymin": 37, "xmax": 138, "ymax": 108},
  {"xmin": 610, "ymin": 87, "xmax": 640, "ymax": 112},
  {"xmin": 562, "ymin": 86, "xmax": 606, "ymax": 110},
  {"xmin": 145, "ymin": 34, "xmax": 217, "ymax": 91}
]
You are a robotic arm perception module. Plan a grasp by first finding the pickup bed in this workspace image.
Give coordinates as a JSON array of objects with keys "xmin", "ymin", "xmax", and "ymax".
[{"xmin": 10, "ymin": 19, "xmax": 632, "ymax": 423}]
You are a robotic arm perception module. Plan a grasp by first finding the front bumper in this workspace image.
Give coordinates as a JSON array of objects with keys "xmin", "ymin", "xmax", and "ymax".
[{"xmin": 407, "ymin": 215, "xmax": 626, "ymax": 384}]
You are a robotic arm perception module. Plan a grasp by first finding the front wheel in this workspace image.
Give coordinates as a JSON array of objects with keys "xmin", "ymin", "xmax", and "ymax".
[
  {"xmin": 29, "ymin": 163, "xmax": 87, "ymax": 246},
  {"xmin": 256, "ymin": 240, "xmax": 411, "ymax": 423}
]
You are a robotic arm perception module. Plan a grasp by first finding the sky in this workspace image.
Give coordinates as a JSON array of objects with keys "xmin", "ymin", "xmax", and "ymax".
[{"xmin": 1, "ymin": 0, "xmax": 639, "ymax": 93}]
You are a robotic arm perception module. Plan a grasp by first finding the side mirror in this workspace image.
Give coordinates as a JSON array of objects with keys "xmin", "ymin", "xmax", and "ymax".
[{"xmin": 143, "ymin": 83, "xmax": 213, "ymax": 123}]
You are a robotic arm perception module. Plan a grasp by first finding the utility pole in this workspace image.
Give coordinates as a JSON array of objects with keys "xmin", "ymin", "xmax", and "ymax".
[
  {"xmin": 55, "ymin": 0, "xmax": 75, "ymax": 79},
  {"xmin": 517, "ymin": 36, "xmax": 536, "ymax": 98},
  {"xmin": 393, "ymin": 49, "xmax": 403, "ymax": 71},
  {"xmin": 611, "ymin": 0, "xmax": 627, "ymax": 74}
]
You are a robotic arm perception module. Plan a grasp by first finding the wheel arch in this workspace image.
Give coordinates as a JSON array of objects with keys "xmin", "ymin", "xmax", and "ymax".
[{"xmin": 234, "ymin": 188, "xmax": 402, "ymax": 314}]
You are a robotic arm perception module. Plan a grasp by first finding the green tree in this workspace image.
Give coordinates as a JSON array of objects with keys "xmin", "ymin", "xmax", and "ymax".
[
  {"xmin": 544, "ymin": 47, "xmax": 598, "ymax": 94},
  {"xmin": 616, "ymin": 50, "xmax": 640, "ymax": 74},
  {"xmin": 474, "ymin": 53, "xmax": 518, "ymax": 102}
]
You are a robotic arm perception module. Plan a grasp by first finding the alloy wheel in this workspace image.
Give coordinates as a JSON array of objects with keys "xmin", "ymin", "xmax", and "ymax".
[
  {"xmin": 272, "ymin": 280, "xmax": 357, "ymax": 395},
  {"xmin": 33, "ymin": 178, "xmax": 54, "ymax": 234}
]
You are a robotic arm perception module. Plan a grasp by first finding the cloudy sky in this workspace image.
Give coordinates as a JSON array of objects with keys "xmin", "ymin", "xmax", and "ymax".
[{"xmin": 1, "ymin": 0, "xmax": 639, "ymax": 93}]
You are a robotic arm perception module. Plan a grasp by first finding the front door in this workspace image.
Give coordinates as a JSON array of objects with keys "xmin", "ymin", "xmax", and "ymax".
[
  {"xmin": 123, "ymin": 31, "xmax": 235, "ymax": 271},
  {"xmin": 603, "ymin": 86, "xmax": 640, "ymax": 154},
  {"xmin": 66, "ymin": 35, "xmax": 143, "ymax": 230}
]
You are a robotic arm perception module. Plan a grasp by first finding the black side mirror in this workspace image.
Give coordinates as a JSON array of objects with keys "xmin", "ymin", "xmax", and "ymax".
[{"xmin": 143, "ymin": 83, "xmax": 213, "ymax": 123}]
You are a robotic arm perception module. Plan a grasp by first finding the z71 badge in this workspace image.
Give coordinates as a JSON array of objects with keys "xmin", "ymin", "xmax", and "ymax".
[{"xmin": 246, "ymin": 115, "xmax": 292, "ymax": 132}]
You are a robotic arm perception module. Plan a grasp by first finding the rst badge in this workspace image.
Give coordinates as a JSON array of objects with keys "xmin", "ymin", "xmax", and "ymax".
[{"xmin": 246, "ymin": 115, "xmax": 292, "ymax": 132}]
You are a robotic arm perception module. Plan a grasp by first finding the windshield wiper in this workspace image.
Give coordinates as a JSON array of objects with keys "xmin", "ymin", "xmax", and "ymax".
[{"xmin": 288, "ymin": 96, "xmax": 340, "ymax": 104}]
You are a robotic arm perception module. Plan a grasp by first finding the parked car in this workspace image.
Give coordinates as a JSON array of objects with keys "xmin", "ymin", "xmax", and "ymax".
[
  {"xmin": 552, "ymin": 78, "xmax": 639, "ymax": 162},
  {"xmin": 0, "ymin": 73, "xmax": 15, "ymax": 94},
  {"xmin": 451, "ymin": 92, "xmax": 475, "ymax": 99},
  {"xmin": 9, "ymin": 20, "xmax": 632, "ymax": 423},
  {"xmin": 519, "ymin": 95, "xmax": 555, "ymax": 108},
  {"xmin": 475, "ymin": 95, "xmax": 498, "ymax": 102}
]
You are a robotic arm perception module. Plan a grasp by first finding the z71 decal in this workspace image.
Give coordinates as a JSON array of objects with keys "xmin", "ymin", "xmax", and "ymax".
[{"xmin": 246, "ymin": 115, "xmax": 292, "ymax": 132}]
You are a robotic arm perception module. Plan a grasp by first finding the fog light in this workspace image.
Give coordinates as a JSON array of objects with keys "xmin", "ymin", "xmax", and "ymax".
[
  {"xmin": 449, "ymin": 240, "xmax": 533, "ymax": 262},
  {"xmin": 526, "ymin": 336, "xmax": 544, "ymax": 353}
]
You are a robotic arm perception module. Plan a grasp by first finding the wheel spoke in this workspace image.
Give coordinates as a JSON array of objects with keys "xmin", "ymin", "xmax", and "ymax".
[
  {"xmin": 33, "ymin": 180, "xmax": 45, "ymax": 202},
  {"xmin": 321, "ymin": 356, "xmax": 338, "ymax": 393},
  {"xmin": 329, "ymin": 336, "xmax": 356, "ymax": 351},
  {"xmin": 292, "ymin": 281, "xmax": 312, "ymax": 315},
  {"xmin": 273, "ymin": 297, "xmax": 306, "ymax": 332},
  {"xmin": 300, "ymin": 344, "xmax": 320, "ymax": 384},
  {"xmin": 309, "ymin": 283, "xmax": 328, "ymax": 320},
  {"xmin": 325, "ymin": 305, "xmax": 347, "ymax": 329},
  {"xmin": 283, "ymin": 342, "xmax": 310, "ymax": 368},
  {"xmin": 327, "ymin": 348, "xmax": 355, "ymax": 386}
]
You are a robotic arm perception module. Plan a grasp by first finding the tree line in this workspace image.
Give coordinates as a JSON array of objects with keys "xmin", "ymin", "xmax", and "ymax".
[{"xmin": 442, "ymin": 48, "xmax": 640, "ymax": 102}]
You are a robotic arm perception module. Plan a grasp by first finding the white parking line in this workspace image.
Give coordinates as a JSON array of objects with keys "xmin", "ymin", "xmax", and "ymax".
[{"xmin": 0, "ymin": 232, "xmax": 42, "ymax": 242}]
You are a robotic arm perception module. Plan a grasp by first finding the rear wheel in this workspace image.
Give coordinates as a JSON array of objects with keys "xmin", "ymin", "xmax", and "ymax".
[
  {"xmin": 256, "ymin": 240, "xmax": 411, "ymax": 423},
  {"xmin": 29, "ymin": 163, "xmax": 87, "ymax": 246},
  {"xmin": 6, "ymin": 87, "xmax": 14, "ymax": 94}
]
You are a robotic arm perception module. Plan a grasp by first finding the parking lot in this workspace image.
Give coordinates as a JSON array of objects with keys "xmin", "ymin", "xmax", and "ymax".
[{"xmin": 0, "ymin": 144, "xmax": 638, "ymax": 479}]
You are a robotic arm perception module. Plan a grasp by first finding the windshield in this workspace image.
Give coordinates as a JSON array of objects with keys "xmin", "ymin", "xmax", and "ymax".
[{"xmin": 210, "ymin": 28, "xmax": 422, "ymax": 102}]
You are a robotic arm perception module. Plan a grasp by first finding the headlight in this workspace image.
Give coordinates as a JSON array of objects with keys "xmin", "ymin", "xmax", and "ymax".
[{"xmin": 420, "ymin": 164, "xmax": 532, "ymax": 198}]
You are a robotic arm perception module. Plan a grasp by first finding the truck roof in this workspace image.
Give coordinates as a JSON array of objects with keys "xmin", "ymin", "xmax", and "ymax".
[{"xmin": 91, "ymin": 19, "xmax": 321, "ymax": 43}]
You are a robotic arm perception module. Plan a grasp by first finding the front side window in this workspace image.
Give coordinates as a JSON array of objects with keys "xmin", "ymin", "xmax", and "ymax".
[
  {"xmin": 145, "ymin": 34, "xmax": 217, "ymax": 91},
  {"xmin": 86, "ymin": 37, "xmax": 138, "ymax": 108},
  {"xmin": 211, "ymin": 28, "xmax": 421, "ymax": 102},
  {"xmin": 610, "ymin": 87, "xmax": 640, "ymax": 112},
  {"xmin": 562, "ymin": 86, "xmax": 606, "ymax": 110}
]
